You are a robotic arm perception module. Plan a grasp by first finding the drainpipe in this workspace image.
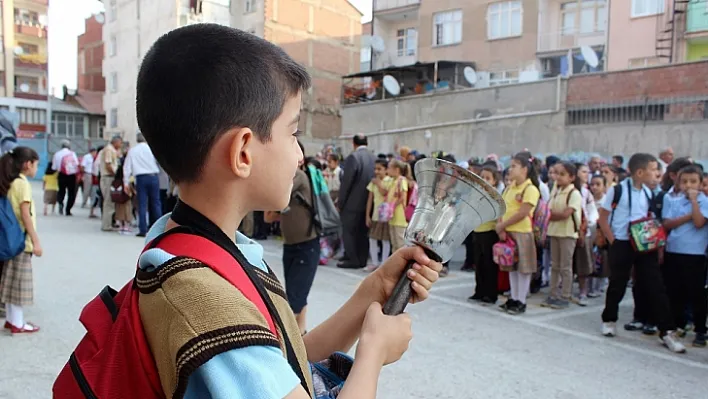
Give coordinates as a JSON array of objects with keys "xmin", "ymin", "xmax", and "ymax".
[
  {"xmin": 370, "ymin": 1, "xmax": 375, "ymax": 70},
  {"xmin": 604, "ymin": 0, "xmax": 611, "ymax": 70}
]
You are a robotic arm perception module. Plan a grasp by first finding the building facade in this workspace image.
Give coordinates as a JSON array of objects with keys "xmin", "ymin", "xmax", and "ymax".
[
  {"xmin": 0, "ymin": 0, "xmax": 49, "ymax": 136},
  {"xmin": 230, "ymin": 0, "xmax": 363, "ymax": 138},
  {"xmin": 78, "ymin": 13, "xmax": 105, "ymax": 92},
  {"xmin": 359, "ymin": 0, "xmax": 708, "ymax": 87}
]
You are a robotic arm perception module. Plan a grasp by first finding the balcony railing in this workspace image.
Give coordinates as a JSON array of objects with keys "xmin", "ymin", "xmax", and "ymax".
[
  {"xmin": 374, "ymin": 0, "xmax": 420, "ymax": 12},
  {"xmin": 537, "ymin": 28, "xmax": 605, "ymax": 52},
  {"xmin": 15, "ymin": 22, "xmax": 48, "ymax": 38},
  {"xmin": 14, "ymin": 57, "xmax": 48, "ymax": 72}
]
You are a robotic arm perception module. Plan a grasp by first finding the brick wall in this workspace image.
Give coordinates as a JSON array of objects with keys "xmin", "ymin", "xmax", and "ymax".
[
  {"xmin": 266, "ymin": 0, "xmax": 362, "ymax": 139},
  {"xmin": 567, "ymin": 60, "xmax": 708, "ymax": 105},
  {"xmin": 77, "ymin": 15, "xmax": 105, "ymax": 92}
]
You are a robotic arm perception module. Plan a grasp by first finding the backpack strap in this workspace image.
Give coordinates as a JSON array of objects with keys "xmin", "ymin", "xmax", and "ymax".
[
  {"xmin": 566, "ymin": 188, "xmax": 579, "ymax": 233},
  {"xmin": 610, "ymin": 182, "xmax": 623, "ymax": 225}
]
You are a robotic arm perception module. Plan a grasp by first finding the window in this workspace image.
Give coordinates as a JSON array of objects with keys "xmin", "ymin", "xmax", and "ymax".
[
  {"xmin": 109, "ymin": 0, "xmax": 117, "ymax": 22},
  {"xmin": 561, "ymin": 1, "xmax": 607, "ymax": 34},
  {"xmin": 245, "ymin": 0, "xmax": 255, "ymax": 13},
  {"xmin": 396, "ymin": 28, "xmax": 417, "ymax": 57},
  {"xmin": 96, "ymin": 120, "xmax": 105, "ymax": 139},
  {"xmin": 51, "ymin": 113, "xmax": 86, "ymax": 137},
  {"xmin": 110, "ymin": 108, "xmax": 118, "ymax": 128},
  {"xmin": 108, "ymin": 35, "xmax": 116, "ymax": 57},
  {"xmin": 14, "ymin": 9, "xmax": 39, "ymax": 25},
  {"xmin": 18, "ymin": 107, "xmax": 46, "ymax": 125},
  {"xmin": 19, "ymin": 42, "xmax": 38, "ymax": 54},
  {"xmin": 631, "ymin": 0, "xmax": 663, "ymax": 18},
  {"xmin": 433, "ymin": 10, "xmax": 463, "ymax": 46},
  {"xmin": 110, "ymin": 72, "xmax": 117, "ymax": 93},
  {"xmin": 628, "ymin": 56, "xmax": 662, "ymax": 68},
  {"xmin": 489, "ymin": 70, "xmax": 520, "ymax": 86},
  {"xmin": 15, "ymin": 75, "xmax": 39, "ymax": 93},
  {"xmin": 487, "ymin": 1, "xmax": 522, "ymax": 39}
]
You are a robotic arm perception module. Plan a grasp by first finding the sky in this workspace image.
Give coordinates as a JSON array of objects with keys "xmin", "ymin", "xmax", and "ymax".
[{"xmin": 50, "ymin": 0, "xmax": 372, "ymax": 92}]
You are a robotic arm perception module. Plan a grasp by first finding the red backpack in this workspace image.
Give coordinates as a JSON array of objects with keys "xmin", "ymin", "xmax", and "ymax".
[{"xmin": 52, "ymin": 232, "xmax": 281, "ymax": 399}]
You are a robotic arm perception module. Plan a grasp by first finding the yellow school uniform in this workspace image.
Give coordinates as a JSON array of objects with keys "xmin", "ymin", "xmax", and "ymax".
[
  {"xmin": 501, "ymin": 179, "xmax": 540, "ymax": 233},
  {"xmin": 43, "ymin": 172, "xmax": 59, "ymax": 191},
  {"xmin": 387, "ymin": 176, "xmax": 409, "ymax": 228},
  {"xmin": 366, "ymin": 176, "xmax": 392, "ymax": 222},
  {"xmin": 546, "ymin": 184, "xmax": 582, "ymax": 239},
  {"xmin": 8, "ymin": 174, "xmax": 36, "ymax": 252}
]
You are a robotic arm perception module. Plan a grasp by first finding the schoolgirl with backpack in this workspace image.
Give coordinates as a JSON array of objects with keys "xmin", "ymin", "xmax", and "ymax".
[{"xmin": 0, "ymin": 146, "xmax": 43, "ymax": 334}]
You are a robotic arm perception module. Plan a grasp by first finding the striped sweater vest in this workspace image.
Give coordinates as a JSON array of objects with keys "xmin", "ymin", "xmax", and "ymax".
[{"xmin": 136, "ymin": 256, "xmax": 314, "ymax": 399}]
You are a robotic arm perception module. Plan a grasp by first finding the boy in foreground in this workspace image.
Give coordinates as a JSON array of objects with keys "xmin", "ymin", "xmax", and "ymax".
[{"xmin": 135, "ymin": 24, "xmax": 443, "ymax": 398}]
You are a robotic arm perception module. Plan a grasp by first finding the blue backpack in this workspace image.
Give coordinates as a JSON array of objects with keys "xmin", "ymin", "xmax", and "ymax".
[{"xmin": 0, "ymin": 196, "xmax": 24, "ymax": 261}]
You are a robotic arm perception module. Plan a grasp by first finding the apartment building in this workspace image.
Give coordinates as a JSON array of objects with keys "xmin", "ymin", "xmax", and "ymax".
[
  {"xmin": 0, "ymin": 0, "xmax": 50, "ymax": 136},
  {"xmin": 101, "ymin": 0, "xmax": 230, "ymax": 144},
  {"xmin": 230, "ymin": 0, "xmax": 363, "ymax": 138}
]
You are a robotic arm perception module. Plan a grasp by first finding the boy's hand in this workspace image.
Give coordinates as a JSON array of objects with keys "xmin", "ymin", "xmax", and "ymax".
[
  {"xmin": 358, "ymin": 302, "xmax": 412, "ymax": 366},
  {"xmin": 686, "ymin": 189, "xmax": 699, "ymax": 202},
  {"xmin": 370, "ymin": 246, "xmax": 442, "ymax": 305}
]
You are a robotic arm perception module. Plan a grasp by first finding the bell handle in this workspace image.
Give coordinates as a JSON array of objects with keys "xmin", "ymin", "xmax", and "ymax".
[{"xmin": 383, "ymin": 246, "xmax": 442, "ymax": 315}]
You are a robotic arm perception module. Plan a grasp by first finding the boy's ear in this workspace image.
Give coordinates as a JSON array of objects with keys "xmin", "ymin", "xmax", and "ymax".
[{"xmin": 228, "ymin": 127, "xmax": 255, "ymax": 178}]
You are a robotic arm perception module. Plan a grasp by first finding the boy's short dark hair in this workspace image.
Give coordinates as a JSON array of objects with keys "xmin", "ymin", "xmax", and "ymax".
[
  {"xmin": 136, "ymin": 24, "xmax": 311, "ymax": 183},
  {"xmin": 678, "ymin": 165, "xmax": 703, "ymax": 181},
  {"xmin": 627, "ymin": 153, "xmax": 658, "ymax": 175},
  {"xmin": 612, "ymin": 155, "xmax": 624, "ymax": 165},
  {"xmin": 374, "ymin": 158, "xmax": 388, "ymax": 168}
]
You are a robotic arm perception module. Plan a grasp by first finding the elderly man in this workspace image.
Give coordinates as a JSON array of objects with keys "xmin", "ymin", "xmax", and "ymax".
[
  {"xmin": 659, "ymin": 147, "xmax": 674, "ymax": 171},
  {"xmin": 52, "ymin": 139, "xmax": 80, "ymax": 216},
  {"xmin": 99, "ymin": 135, "xmax": 123, "ymax": 231},
  {"xmin": 122, "ymin": 133, "xmax": 161, "ymax": 237},
  {"xmin": 337, "ymin": 134, "xmax": 375, "ymax": 269}
]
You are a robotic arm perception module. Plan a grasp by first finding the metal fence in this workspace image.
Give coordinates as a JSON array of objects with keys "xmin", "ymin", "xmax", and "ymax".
[{"xmin": 566, "ymin": 95, "xmax": 708, "ymax": 126}]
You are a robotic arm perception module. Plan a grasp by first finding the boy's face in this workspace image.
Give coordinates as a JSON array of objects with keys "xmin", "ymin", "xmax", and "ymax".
[
  {"xmin": 702, "ymin": 177, "xmax": 708, "ymax": 195},
  {"xmin": 374, "ymin": 164, "xmax": 386, "ymax": 178},
  {"xmin": 249, "ymin": 93, "xmax": 303, "ymax": 211},
  {"xmin": 636, "ymin": 161, "xmax": 658, "ymax": 185},
  {"xmin": 679, "ymin": 172, "xmax": 701, "ymax": 193}
]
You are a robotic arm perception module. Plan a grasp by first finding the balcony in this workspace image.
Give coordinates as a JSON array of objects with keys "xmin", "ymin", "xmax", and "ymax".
[
  {"xmin": 537, "ymin": 29, "xmax": 605, "ymax": 53},
  {"xmin": 686, "ymin": 0, "xmax": 708, "ymax": 35},
  {"xmin": 374, "ymin": 0, "xmax": 420, "ymax": 21},
  {"xmin": 14, "ymin": 57, "xmax": 48, "ymax": 73},
  {"xmin": 15, "ymin": 22, "xmax": 48, "ymax": 38}
]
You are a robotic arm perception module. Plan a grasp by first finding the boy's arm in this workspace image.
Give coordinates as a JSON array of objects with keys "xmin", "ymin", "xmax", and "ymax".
[
  {"xmin": 663, "ymin": 214, "xmax": 692, "ymax": 230},
  {"xmin": 597, "ymin": 208, "xmax": 614, "ymax": 244},
  {"xmin": 285, "ymin": 345, "xmax": 384, "ymax": 399}
]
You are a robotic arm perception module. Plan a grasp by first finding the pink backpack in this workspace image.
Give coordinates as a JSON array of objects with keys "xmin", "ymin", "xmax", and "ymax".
[
  {"xmin": 493, "ymin": 238, "xmax": 517, "ymax": 267},
  {"xmin": 404, "ymin": 181, "xmax": 418, "ymax": 222},
  {"xmin": 531, "ymin": 196, "xmax": 551, "ymax": 244},
  {"xmin": 60, "ymin": 153, "xmax": 79, "ymax": 175}
]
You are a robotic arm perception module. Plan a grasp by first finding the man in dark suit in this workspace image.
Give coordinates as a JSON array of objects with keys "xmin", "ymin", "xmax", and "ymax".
[{"xmin": 337, "ymin": 134, "xmax": 375, "ymax": 269}]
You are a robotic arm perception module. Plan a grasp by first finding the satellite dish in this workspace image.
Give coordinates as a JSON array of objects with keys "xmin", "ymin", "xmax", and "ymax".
[
  {"xmin": 371, "ymin": 35, "xmax": 385, "ymax": 53},
  {"xmin": 19, "ymin": 83, "xmax": 30, "ymax": 93},
  {"xmin": 580, "ymin": 45, "xmax": 599, "ymax": 68},
  {"xmin": 95, "ymin": 14, "xmax": 105, "ymax": 24},
  {"xmin": 463, "ymin": 66, "xmax": 477, "ymax": 85},
  {"xmin": 14, "ymin": 47, "xmax": 23, "ymax": 56},
  {"xmin": 382, "ymin": 75, "xmax": 400, "ymax": 96}
]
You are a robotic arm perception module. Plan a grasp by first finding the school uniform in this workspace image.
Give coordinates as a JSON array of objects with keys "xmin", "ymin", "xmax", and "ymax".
[
  {"xmin": 600, "ymin": 179, "xmax": 676, "ymax": 334},
  {"xmin": 547, "ymin": 185, "xmax": 582, "ymax": 300},
  {"xmin": 662, "ymin": 192, "xmax": 708, "ymax": 334},
  {"xmin": 472, "ymin": 218, "xmax": 499, "ymax": 300}
]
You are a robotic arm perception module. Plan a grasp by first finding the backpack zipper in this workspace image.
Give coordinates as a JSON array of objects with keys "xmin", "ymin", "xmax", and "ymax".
[{"xmin": 69, "ymin": 353, "xmax": 98, "ymax": 399}]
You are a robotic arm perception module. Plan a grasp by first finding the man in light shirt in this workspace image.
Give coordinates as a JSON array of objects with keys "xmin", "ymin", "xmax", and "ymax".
[
  {"xmin": 51, "ymin": 139, "xmax": 80, "ymax": 216},
  {"xmin": 80, "ymin": 148, "xmax": 97, "ymax": 208},
  {"xmin": 100, "ymin": 136, "xmax": 123, "ymax": 231},
  {"xmin": 122, "ymin": 133, "xmax": 162, "ymax": 237}
]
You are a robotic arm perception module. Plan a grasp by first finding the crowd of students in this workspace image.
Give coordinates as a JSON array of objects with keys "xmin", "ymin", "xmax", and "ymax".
[{"xmin": 331, "ymin": 146, "xmax": 708, "ymax": 355}]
